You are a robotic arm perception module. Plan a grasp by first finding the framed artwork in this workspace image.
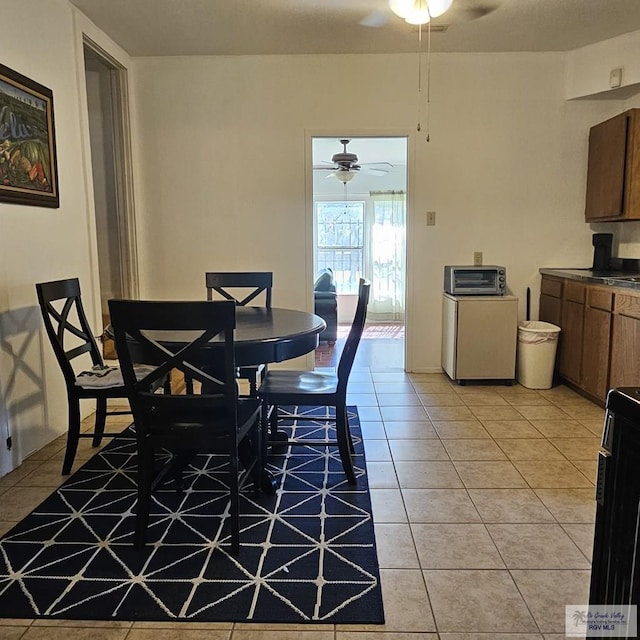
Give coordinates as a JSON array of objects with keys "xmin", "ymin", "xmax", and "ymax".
[{"xmin": 0, "ymin": 63, "xmax": 59, "ymax": 208}]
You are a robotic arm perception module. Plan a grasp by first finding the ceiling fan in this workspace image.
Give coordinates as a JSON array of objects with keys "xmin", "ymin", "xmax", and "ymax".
[
  {"xmin": 358, "ymin": 0, "xmax": 502, "ymax": 29},
  {"xmin": 313, "ymin": 139, "xmax": 393, "ymax": 183}
]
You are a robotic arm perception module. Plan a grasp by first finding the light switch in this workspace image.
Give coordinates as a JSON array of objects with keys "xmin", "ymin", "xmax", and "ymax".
[{"xmin": 426, "ymin": 211, "xmax": 436, "ymax": 226}]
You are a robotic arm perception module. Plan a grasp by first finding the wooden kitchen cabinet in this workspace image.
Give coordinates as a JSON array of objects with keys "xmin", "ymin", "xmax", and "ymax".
[
  {"xmin": 539, "ymin": 275, "xmax": 563, "ymax": 326},
  {"xmin": 582, "ymin": 288, "xmax": 613, "ymax": 400},
  {"xmin": 559, "ymin": 284, "xmax": 585, "ymax": 385},
  {"xmin": 538, "ymin": 269, "xmax": 640, "ymax": 402},
  {"xmin": 610, "ymin": 294, "xmax": 640, "ymax": 389},
  {"xmin": 585, "ymin": 108, "xmax": 640, "ymax": 221}
]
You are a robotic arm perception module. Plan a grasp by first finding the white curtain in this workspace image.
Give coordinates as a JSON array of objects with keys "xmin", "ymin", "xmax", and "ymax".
[{"xmin": 367, "ymin": 191, "xmax": 406, "ymax": 322}]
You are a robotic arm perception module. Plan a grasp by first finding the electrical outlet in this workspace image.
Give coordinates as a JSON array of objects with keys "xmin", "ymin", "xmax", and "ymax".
[
  {"xmin": 473, "ymin": 251, "xmax": 483, "ymax": 266},
  {"xmin": 426, "ymin": 211, "xmax": 436, "ymax": 226}
]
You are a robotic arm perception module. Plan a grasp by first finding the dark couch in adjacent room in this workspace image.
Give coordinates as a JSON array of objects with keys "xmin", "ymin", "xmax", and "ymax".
[{"xmin": 314, "ymin": 268, "xmax": 338, "ymax": 345}]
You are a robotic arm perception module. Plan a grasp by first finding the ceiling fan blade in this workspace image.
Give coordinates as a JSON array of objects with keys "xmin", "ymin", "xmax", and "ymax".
[
  {"xmin": 313, "ymin": 165, "xmax": 336, "ymax": 171},
  {"xmin": 457, "ymin": 1, "xmax": 501, "ymax": 21},
  {"xmin": 360, "ymin": 161, "xmax": 394, "ymax": 169},
  {"xmin": 360, "ymin": 167, "xmax": 389, "ymax": 176},
  {"xmin": 359, "ymin": 10, "xmax": 389, "ymax": 28}
]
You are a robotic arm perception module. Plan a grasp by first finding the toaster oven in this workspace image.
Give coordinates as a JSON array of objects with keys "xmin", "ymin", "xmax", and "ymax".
[{"xmin": 444, "ymin": 265, "xmax": 507, "ymax": 295}]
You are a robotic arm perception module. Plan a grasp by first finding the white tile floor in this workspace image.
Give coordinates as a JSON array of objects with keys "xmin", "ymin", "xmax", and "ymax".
[{"xmin": 0, "ymin": 354, "xmax": 600, "ymax": 639}]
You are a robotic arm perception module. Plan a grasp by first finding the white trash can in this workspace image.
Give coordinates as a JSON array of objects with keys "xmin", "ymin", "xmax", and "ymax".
[{"xmin": 517, "ymin": 321, "xmax": 561, "ymax": 389}]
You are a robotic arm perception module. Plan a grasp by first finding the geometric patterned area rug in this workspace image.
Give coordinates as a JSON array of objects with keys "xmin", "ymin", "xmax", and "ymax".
[{"xmin": 0, "ymin": 406, "xmax": 384, "ymax": 624}]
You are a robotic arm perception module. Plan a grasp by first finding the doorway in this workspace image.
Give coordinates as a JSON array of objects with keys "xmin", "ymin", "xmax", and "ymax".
[
  {"xmin": 83, "ymin": 40, "xmax": 138, "ymax": 351},
  {"xmin": 311, "ymin": 137, "xmax": 408, "ymax": 370}
]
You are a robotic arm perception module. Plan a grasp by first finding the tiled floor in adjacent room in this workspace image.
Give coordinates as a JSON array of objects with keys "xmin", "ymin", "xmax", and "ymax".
[{"xmin": 0, "ymin": 335, "xmax": 599, "ymax": 639}]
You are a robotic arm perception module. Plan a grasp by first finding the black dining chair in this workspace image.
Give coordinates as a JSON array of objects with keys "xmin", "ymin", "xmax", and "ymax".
[
  {"xmin": 36, "ymin": 278, "xmax": 132, "ymax": 475},
  {"xmin": 257, "ymin": 278, "xmax": 370, "ymax": 485},
  {"xmin": 108, "ymin": 299, "xmax": 263, "ymax": 554},
  {"xmin": 205, "ymin": 272, "xmax": 273, "ymax": 396}
]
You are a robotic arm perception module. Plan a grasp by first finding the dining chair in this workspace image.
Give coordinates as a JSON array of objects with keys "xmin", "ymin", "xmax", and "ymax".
[
  {"xmin": 257, "ymin": 278, "xmax": 370, "ymax": 485},
  {"xmin": 108, "ymin": 299, "xmax": 263, "ymax": 554},
  {"xmin": 36, "ymin": 278, "xmax": 132, "ymax": 475},
  {"xmin": 205, "ymin": 272, "xmax": 273, "ymax": 396}
]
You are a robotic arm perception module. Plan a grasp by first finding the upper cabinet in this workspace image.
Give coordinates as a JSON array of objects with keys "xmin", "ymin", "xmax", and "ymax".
[{"xmin": 585, "ymin": 109, "xmax": 640, "ymax": 222}]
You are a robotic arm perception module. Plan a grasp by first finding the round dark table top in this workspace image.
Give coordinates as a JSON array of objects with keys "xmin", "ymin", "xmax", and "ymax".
[{"xmin": 114, "ymin": 307, "xmax": 326, "ymax": 367}]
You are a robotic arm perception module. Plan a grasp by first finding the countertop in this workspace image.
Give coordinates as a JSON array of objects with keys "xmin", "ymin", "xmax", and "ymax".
[{"xmin": 540, "ymin": 268, "xmax": 640, "ymax": 291}]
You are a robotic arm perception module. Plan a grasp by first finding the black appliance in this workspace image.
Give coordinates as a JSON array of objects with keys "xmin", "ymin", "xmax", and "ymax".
[
  {"xmin": 588, "ymin": 388, "xmax": 640, "ymax": 637},
  {"xmin": 592, "ymin": 233, "xmax": 613, "ymax": 271}
]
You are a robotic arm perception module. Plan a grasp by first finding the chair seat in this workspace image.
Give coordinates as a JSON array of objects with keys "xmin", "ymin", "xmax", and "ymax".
[
  {"xmin": 75, "ymin": 364, "xmax": 155, "ymax": 389},
  {"xmin": 259, "ymin": 370, "xmax": 338, "ymax": 397},
  {"xmin": 145, "ymin": 398, "xmax": 261, "ymax": 449}
]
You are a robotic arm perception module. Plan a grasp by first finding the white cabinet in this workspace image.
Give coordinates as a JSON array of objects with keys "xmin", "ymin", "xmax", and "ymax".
[{"xmin": 441, "ymin": 293, "xmax": 518, "ymax": 383}]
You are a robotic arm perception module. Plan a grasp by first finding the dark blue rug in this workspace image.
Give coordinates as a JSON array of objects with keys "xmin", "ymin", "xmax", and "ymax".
[{"xmin": 0, "ymin": 406, "xmax": 384, "ymax": 624}]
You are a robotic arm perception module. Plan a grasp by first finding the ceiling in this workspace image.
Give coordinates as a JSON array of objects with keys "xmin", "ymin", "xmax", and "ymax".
[{"xmin": 69, "ymin": 0, "xmax": 640, "ymax": 57}]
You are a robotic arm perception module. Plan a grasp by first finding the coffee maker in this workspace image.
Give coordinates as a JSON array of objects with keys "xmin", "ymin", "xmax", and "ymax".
[{"xmin": 592, "ymin": 233, "xmax": 613, "ymax": 272}]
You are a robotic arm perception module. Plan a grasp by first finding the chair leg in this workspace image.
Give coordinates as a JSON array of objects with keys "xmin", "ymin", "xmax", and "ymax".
[
  {"xmin": 252, "ymin": 423, "xmax": 262, "ymax": 494},
  {"xmin": 92, "ymin": 397, "xmax": 108, "ymax": 447},
  {"xmin": 269, "ymin": 404, "xmax": 279, "ymax": 439},
  {"xmin": 229, "ymin": 447, "xmax": 240, "ymax": 555},
  {"xmin": 261, "ymin": 403, "xmax": 270, "ymax": 468},
  {"xmin": 346, "ymin": 408, "xmax": 355, "ymax": 455},
  {"xmin": 248, "ymin": 375, "xmax": 258, "ymax": 398},
  {"xmin": 336, "ymin": 404, "xmax": 356, "ymax": 485},
  {"xmin": 134, "ymin": 446, "xmax": 154, "ymax": 549},
  {"xmin": 62, "ymin": 396, "xmax": 82, "ymax": 475}
]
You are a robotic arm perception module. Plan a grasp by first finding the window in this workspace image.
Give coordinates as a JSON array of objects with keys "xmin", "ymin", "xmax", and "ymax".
[{"xmin": 316, "ymin": 201, "xmax": 364, "ymax": 294}]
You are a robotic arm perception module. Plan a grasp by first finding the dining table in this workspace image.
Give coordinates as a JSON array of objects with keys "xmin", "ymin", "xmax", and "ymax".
[
  {"xmin": 106, "ymin": 305, "xmax": 326, "ymax": 493},
  {"xmin": 106, "ymin": 306, "xmax": 326, "ymax": 365}
]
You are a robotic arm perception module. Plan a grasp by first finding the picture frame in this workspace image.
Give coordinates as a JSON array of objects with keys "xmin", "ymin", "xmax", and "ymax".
[{"xmin": 0, "ymin": 63, "xmax": 59, "ymax": 208}]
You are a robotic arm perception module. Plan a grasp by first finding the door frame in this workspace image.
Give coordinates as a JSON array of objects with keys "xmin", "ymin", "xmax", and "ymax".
[
  {"xmin": 84, "ymin": 37, "xmax": 139, "ymax": 301},
  {"xmin": 74, "ymin": 25, "xmax": 139, "ymax": 332},
  {"xmin": 305, "ymin": 129, "xmax": 415, "ymax": 371}
]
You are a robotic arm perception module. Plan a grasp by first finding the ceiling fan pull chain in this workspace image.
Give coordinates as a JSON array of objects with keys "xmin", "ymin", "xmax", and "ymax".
[
  {"xmin": 425, "ymin": 19, "xmax": 431, "ymax": 142},
  {"xmin": 416, "ymin": 22, "xmax": 423, "ymax": 133}
]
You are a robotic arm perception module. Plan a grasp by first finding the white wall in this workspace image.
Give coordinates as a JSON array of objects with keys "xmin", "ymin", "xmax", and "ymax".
[
  {"xmin": 565, "ymin": 30, "xmax": 640, "ymax": 259},
  {"xmin": 0, "ymin": 0, "xmax": 134, "ymax": 476},
  {"xmin": 2, "ymin": 0, "xmax": 640, "ymax": 476},
  {"xmin": 566, "ymin": 31, "xmax": 640, "ymax": 99},
  {"xmin": 132, "ymin": 52, "xmax": 616, "ymax": 372}
]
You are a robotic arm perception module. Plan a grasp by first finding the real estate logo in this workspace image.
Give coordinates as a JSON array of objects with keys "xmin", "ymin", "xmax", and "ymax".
[{"xmin": 565, "ymin": 604, "xmax": 637, "ymax": 637}]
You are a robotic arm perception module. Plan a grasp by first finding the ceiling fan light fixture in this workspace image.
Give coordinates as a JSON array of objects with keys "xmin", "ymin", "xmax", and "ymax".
[
  {"xmin": 334, "ymin": 169, "xmax": 356, "ymax": 184},
  {"xmin": 388, "ymin": 0, "xmax": 453, "ymax": 24},
  {"xmin": 405, "ymin": 7, "xmax": 431, "ymax": 25},
  {"xmin": 388, "ymin": 0, "xmax": 415, "ymax": 19}
]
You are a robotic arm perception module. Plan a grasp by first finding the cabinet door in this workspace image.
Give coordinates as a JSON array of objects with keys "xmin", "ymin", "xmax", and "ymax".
[
  {"xmin": 585, "ymin": 112, "xmax": 628, "ymax": 220},
  {"xmin": 610, "ymin": 295, "xmax": 640, "ymax": 389},
  {"xmin": 539, "ymin": 294, "xmax": 562, "ymax": 327},
  {"xmin": 560, "ymin": 299, "xmax": 584, "ymax": 384},
  {"xmin": 582, "ymin": 305, "xmax": 611, "ymax": 401}
]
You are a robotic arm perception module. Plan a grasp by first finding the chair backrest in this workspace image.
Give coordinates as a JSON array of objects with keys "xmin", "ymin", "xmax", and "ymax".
[
  {"xmin": 36, "ymin": 278, "xmax": 104, "ymax": 387},
  {"xmin": 337, "ymin": 278, "xmax": 371, "ymax": 390},
  {"xmin": 108, "ymin": 299, "xmax": 238, "ymax": 443},
  {"xmin": 205, "ymin": 272, "xmax": 273, "ymax": 308}
]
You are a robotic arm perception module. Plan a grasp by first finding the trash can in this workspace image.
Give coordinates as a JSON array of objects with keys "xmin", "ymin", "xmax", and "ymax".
[{"xmin": 517, "ymin": 321, "xmax": 561, "ymax": 389}]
